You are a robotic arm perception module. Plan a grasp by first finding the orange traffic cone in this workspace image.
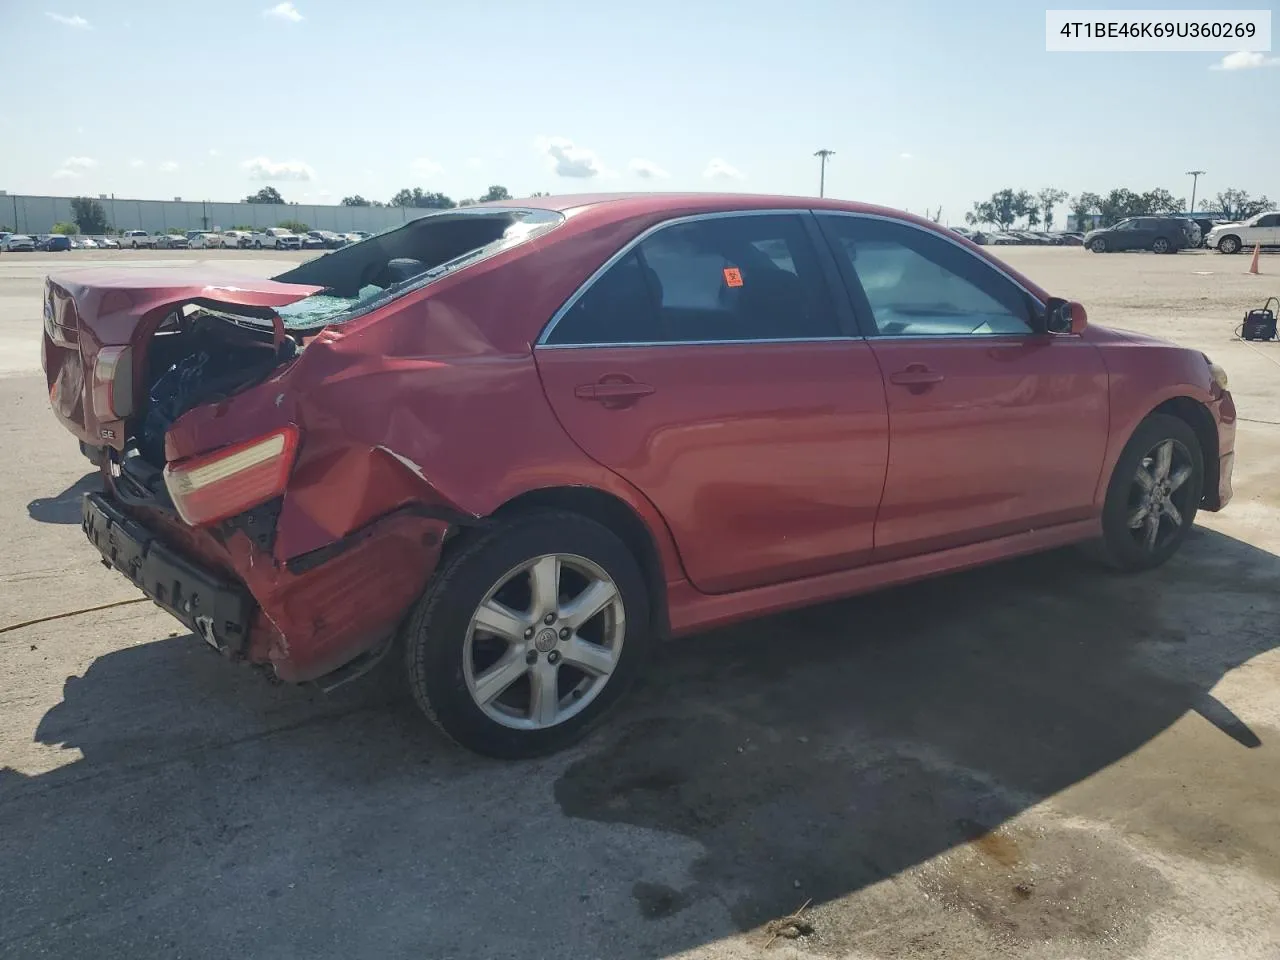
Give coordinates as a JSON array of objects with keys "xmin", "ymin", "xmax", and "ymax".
[{"xmin": 1248, "ymin": 243, "xmax": 1261, "ymax": 274}]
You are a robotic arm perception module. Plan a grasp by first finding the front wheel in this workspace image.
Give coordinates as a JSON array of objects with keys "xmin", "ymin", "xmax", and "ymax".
[
  {"xmin": 403, "ymin": 510, "xmax": 651, "ymax": 759},
  {"xmin": 1089, "ymin": 414, "xmax": 1203, "ymax": 572},
  {"xmin": 1089, "ymin": 237, "xmax": 1107, "ymax": 253},
  {"xmin": 1151, "ymin": 237, "xmax": 1170, "ymax": 254},
  {"xmin": 1217, "ymin": 235, "xmax": 1241, "ymax": 254}
]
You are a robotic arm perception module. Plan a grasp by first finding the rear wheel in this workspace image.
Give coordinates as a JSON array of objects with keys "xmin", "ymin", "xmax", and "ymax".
[
  {"xmin": 1151, "ymin": 236, "xmax": 1170, "ymax": 254},
  {"xmin": 1218, "ymin": 235, "xmax": 1241, "ymax": 254},
  {"xmin": 403, "ymin": 511, "xmax": 651, "ymax": 759},
  {"xmin": 1089, "ymin": 414, "xmax": 1203, "ymax": 572},
  {"xmin": 1089, "ymin": 237, "xmax": 1107, "ymax": 253}
]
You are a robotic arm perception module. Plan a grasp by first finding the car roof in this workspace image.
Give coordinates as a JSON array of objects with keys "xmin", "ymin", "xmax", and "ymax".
[{"xmin": 483, "ymin": 191, "xmax": 938, "ymax": 222}]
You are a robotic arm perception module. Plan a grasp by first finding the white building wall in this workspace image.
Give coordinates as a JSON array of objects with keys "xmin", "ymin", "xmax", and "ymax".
[{"xmin": 0, "ymin": 193, "xmax": 430, "ymax": 235}]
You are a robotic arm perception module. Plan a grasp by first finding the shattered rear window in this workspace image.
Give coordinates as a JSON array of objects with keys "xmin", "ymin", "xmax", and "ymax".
[{"xmin": 271, "ymin": 207, "xmax": 564, "ymax": 331}]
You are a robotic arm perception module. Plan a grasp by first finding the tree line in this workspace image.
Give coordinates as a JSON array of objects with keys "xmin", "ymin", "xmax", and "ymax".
[
  {"xmin": 244, "ymin": 185, "xmax": 544, "ymax": 209},
  {"xmin": 966, "ymin": 186, "xmax": 1275, "ymax": 232}
]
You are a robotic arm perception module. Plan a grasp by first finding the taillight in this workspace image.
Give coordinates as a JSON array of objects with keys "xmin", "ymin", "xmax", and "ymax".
[
  {"xmin": 163, "ymin": 426, "xmax": 299, "ymax": 526},
  {"xmin": 92, "ymin": 346, "xmax": 135, "ymax": 419}
]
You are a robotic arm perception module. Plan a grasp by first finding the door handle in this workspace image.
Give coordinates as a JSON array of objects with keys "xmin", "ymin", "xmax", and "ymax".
[
  {"xmin": 889, "ymin": 365, "xmax": 945, "ymax": 386},
  {"xmin": 574, "ymin": 378, "xmax": 656, "ymax": 406}
]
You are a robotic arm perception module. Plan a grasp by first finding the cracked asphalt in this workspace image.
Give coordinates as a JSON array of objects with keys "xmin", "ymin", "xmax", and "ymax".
[{"xmin": 2, "ymin": 248, "xmax": 1278, "ymax": 959}]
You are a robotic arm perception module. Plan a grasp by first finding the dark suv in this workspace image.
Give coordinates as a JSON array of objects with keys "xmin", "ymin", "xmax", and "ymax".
[{"xmin": 1084, "ymin": 217, "xmax": 1200, "ymax": 254}]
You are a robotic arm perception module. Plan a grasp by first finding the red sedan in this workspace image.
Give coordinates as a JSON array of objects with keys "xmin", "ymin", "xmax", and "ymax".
[{"xmin": 40, "ymin": 193, "xmax": 1236, "ymax": 757}]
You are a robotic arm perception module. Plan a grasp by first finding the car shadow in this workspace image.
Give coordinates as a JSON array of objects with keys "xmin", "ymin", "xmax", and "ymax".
[
  {"xmin": 1, "ymin": 527, "xmax": 1277, "ymax": 958},
  {"xmin": 26, "ymin": 472, "xmax": 101, "ymax": 524}
]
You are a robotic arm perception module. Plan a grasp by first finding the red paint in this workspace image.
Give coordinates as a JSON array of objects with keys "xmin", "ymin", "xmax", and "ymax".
[{"xmin": 43, "ymin": 195, "xmax": 1235, "ymax": 685}]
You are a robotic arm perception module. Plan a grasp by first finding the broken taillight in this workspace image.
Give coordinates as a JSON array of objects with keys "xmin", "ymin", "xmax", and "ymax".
[
  {"xmin": 92, "ymin": 346, "xmax": 135, "ymax": 420},
  {"xmin": 163, "ymin": 426, "xmax": 299, "ymax": 526}
]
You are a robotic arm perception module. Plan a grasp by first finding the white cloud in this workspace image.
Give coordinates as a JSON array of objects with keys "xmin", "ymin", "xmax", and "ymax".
[
  {"xmin": 159, "ymin": 161, "xmax": 179, "ymax": 172},
  {"xmin": 537, "ymin": 136, "xmax": 606, "ymax": 178},
  {"xmin": 628, "ymin": 158, "xmax": 669, "ymax": 179},
  {"xmin": 899, "ymin": 152, "xmax": 913, "ymax": 160},
  {"xmin": 263, "ymin": 2, "xmax": 303, "ymax": 22},
  {"xmin": 52, "ymin": 156, "xmax": 97, "ymax": 179},
  {"xmin": 208, "ymin": 148, "xmax": 221, "ymax": 157},
  {"xmin": 703, "ymin": 158, "xmax": 745, "ymax": 181},
  {"xmin": 46, "ymin": 12, "xmax": 90, "ymax": 28},
  {"xmin": 129, "ymin": 159, "xmax": 146, "ymax": 169},
  {"xmin": 1211, "ymin": 50, "xmax": 1280, "ymax": 70},
  {"xmin": 241, "ymin": 156, "xmax": 315, "ymax": 181},
  {"xmin": 317, "ymin": 189, "xmax": 332, "ymax": 198},
  {"xmin": 410, "ymin": 157, "xmax": 444, "ymax": 176},
  {"xmin": 467, "ymin": 157, "xmax": 484, "ymax": 169}
]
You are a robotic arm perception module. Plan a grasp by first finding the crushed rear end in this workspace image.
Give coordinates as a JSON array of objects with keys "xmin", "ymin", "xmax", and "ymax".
[{"xmin": 41, "ymin": 208, "xmax": 565, "ymax": 684}]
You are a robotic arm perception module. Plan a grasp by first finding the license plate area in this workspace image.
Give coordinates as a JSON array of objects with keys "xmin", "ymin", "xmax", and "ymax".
[{"xmin": 83, "ymin": 493, "xmax": 252, "ymax": 654}]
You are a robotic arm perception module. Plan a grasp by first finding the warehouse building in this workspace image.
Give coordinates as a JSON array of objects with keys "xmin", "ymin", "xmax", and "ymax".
[{"xmin": 0, "ymin": 191, "xmax": 435, "ymax": 236}]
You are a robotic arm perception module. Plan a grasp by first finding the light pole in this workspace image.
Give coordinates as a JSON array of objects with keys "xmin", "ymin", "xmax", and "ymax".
[
  {"xmin": 814, "ymin": 149, "xmax": 835, "ymax": 198},
  {"xmin": 1186, "ymin": 170, "xmax": 1206, "ymax": 215}
]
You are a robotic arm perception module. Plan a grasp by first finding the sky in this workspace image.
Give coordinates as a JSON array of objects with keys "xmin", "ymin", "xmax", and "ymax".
[{"xmin": 0, "ymin": 0, "xmax": 1276, "ymax": 223}]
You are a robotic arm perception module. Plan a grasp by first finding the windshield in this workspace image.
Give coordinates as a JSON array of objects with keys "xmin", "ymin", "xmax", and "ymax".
[{"xmin": 271, "ymin": 207, "xmax": 564, "ymax": 331}]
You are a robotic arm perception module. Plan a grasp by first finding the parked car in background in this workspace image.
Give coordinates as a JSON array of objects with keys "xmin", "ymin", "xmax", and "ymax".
[
  {"xmin": 79, "ymin": 237, "xmax": 99, "ymax": 249},
  {"xmin": 219, "ymin": 230, "xmax": 252, "ymax": 249},
  {"xmin": 154, "ymin": 234, "xmax": 190, "ymax": 250},
  {"xmin": 307, "ymin": 230, "xmax": 348, "ymax": 249},
  {"xmin": 300, "ymin": 232, "xmax": 327, "ymax": 250},
  {"xmin": 40, "ymin": 194, "xmax": 1236, "ymax": 758},
  {"xmin": 1205, "ymin": 212, "xmax": 1280, "ymax": 254},
  {"xmin": 252, "ymin": 227, "xmax": 302, "ymax": 250},
  {"xmin": 1084, "ymin": 216, "xmax": 1200, "ymax": 253},
  {"xmin": 98, "ymin": 236, "xmax": 120, "ymax": 249},
  {"xmin": 1, "ymin": 233, "xmax": 35, "ymax": 251},
  {"xmin": 37, "ymin": 235, "xmax": 72, "ymax": 252},
  {"xmin": 119, "ymin": 230, "xmax": 157, "ymax": 249},
  {"xmin": 345, "ymin": 231, "xmax": 372, "ymax": 243},
  {"xmin": 188, "ymin": 233, "xmax": 222, "ymax": 249}
]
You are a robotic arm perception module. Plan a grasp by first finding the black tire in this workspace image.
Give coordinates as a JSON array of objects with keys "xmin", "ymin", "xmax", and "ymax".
[
  {"xmin": 403, "ymin": 510, "xmax": 652, "ymax": 759},
  {"xmin": 1218, "ymin": 235, "xmax": 1241, "ymax": 255},
  {"xmin": 1089, "ymin": 413, "xmax": 1204, "ymax": 572},
  {"xmin": 1151, "ymin": 236, "xmax": 1170, "ymax": 254},
  {"xmin": 1089, "ymin": 237, "xmax": 1107, "ymax": 253}
]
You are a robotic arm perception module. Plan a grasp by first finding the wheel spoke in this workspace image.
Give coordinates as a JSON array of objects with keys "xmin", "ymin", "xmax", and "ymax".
[
  {"xmin": 559, "ymin": 580, "xmax": 618, "ymax": 631},
  {"xmin": 1143, "ymin": 512, "xmax": 1160, "ymax": 550},
  {"xmin": 1127, "ymin": 504, "xmax": 1150, "ymax": 529},
  {"xmin": 1169, "ymin": 465, "xmax": 1193, "ymax": 492},
  {"xmin": 1161, "ymin": 498, "xmax": 1183, "ymax": 527},
  {"xmin": 528, "ymin": 556, "xmax": 560, "ymax": 619},
  {"xmin": 473, "ymin": 599, "xmax": 529, "ymax": 642},
  {"xmin": 561, "ymin": 637, "xmax": 617, "ymax": 677},
  {"xmin": 529, "ymin": 662, "xmax": 560, "ymax": 726},
  {"xmin": 1152, "ymin": 441, "xmax": 1173, "ymax": 482},
  {"xmin": 472, "ymin": 653, "xmax": 528, "ymax": 706},
  {"xmin": 1134, "ymin": 466, "xmax": 1155, "ymax": 492}
]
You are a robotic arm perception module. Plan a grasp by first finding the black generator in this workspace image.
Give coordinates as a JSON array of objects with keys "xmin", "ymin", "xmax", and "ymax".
[{"xmin": 1241, "ymin": 298, "xmax": 1278, "ymax": 342}]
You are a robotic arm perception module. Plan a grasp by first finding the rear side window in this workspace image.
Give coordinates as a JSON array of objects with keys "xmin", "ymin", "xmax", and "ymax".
[{"xmin": 545, "ymin": 213, "xmax": 841, "ymax": 345}]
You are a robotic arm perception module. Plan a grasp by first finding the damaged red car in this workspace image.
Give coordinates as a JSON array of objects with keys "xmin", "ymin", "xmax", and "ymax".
[{"xmin": 40, "ymin": 194, "xmax": 1236, "ymax": 758}]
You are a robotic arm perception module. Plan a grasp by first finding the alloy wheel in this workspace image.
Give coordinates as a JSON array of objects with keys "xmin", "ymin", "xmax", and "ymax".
[
  {"xmin": 1126, "ymin": 438, "xmax": 1195, "ymax": 554},
  {"xmin": 463, "ymin": 553, "xmax": 625, "ymax": 730},
  {"xmin": 1152, "ymin": 238, "xmax": 1169, "ymax": 254}
]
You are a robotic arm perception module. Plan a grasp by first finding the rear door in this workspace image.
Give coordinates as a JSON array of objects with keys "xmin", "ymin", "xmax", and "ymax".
[
  {"xmin": 1253, "ymin": 213, "xmax": 1280, "ymax": 246},
  {"xmin": 535, "ymin": 211, "xmax": 889, "ymax": 595},
  {"xmin": 815, "ymin": 212, "xmax": 1109, "ymax": 561}
]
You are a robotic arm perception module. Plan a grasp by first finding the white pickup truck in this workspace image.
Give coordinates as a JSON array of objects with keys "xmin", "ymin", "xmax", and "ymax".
[
  {"xmin": 250, "ymin": 227, "xmax": 302, "ymax": 250},
  {"xmin": 119, "ymin": 230, "xmax": 157, "ymax": 249},
  {"xmin": 1206, "ymin": 212, "xmax": 1280, "ymax": 254}
]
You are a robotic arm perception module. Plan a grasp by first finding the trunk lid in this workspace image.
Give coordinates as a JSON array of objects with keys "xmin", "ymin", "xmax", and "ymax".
[{"xmin": 42, "ymin": 267, "xmax": 323, "ymax": 450}]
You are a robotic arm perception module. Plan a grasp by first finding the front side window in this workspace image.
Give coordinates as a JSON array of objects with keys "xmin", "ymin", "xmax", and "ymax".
[
  {"xmin": 819, "ymin": 215, "xmax": 1036, "ymax": 337},
  {"xmin": 545, "ymin": 213, "xmax": 841, "ymax": 346}
]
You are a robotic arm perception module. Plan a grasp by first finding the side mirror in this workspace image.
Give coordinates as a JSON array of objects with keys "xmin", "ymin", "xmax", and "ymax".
[{"xmin": 1045, "ymin": 297, "xmax": 1088, "ymax": 335}]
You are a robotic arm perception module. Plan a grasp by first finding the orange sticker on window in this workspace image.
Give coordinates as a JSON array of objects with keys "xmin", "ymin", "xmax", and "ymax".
[{"xmin": 723, "ymin": 266, "xmax": 743, "ymax": 288}]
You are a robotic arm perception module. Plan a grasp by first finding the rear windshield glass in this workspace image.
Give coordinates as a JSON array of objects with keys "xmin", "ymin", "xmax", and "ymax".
[{"xmin": 271, "ymin": 207, "xmax": 564, "ymax": 331}]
